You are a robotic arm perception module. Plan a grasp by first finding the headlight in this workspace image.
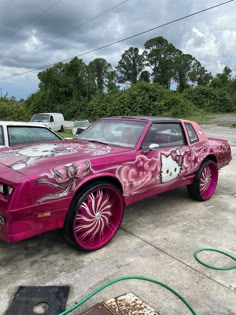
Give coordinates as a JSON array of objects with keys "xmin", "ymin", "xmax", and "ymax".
[{"xmin": 0, "ymin": 183, "xmax": 13, "ymax": 195}]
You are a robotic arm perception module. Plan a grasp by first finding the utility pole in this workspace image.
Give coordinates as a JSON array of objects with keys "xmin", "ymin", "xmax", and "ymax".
[{"xmin": 0, "ymin": 87, "xmax": 7, "ymax": 98}]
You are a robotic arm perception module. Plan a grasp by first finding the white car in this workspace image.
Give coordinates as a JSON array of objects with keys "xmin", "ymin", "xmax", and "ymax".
[
  {"xmin": 0, "ymin": 121, "xmax": 63, "ymax": 149},
  {"xmin": 31, "ymin": 112, "xmax": 64, "ymax": 132},
  {"xmin": 72, "ymin": 120, "xmax": 90, "ymax": 136}
]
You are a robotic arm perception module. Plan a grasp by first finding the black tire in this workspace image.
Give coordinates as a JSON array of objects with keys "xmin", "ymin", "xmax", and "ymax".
[
  {"xmin": 64, "ymin": 181, "xmax": 124, "ymax": 251},
  {"xmin": 187, "ymin": 159, "xmax": 218, "ymax": 201},
  {"xmin": 59, "ymin": 125, "xmax": 64, "ymax": 132}
]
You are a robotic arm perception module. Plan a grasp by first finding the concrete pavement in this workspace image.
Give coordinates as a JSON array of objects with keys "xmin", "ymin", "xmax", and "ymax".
[{"xmin": 0, "ymin": 124, "xmax": 235, "ymax": 315}]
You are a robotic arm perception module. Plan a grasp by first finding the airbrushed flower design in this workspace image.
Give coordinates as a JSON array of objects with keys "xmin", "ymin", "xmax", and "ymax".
[
  {"xmin": 36, "ymin": 161, "xmax": 90, "ymax": 203},
  {"xmin": 170, "ymin": 148, "xmax": 183, "ymax": 166},
  {"xmin": 117, "ymin": 155, "xmax": 160, "ymax": 195},
  {"xmin": 74, "ymin": 189, "xmax": 112, "ymax": 241},
  {"xmin": 182, "ymin": 142, "xmax": 209, "ymax": 172}
]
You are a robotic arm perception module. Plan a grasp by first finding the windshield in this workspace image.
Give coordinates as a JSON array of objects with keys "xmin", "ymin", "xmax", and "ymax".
[
  {"xmin": 73, "ymin": 120, "xmax": 90, "ymax": 128},
  {"xmin": 78, "ymin": 119, "xmax": 147, "ymax": 148},
  {"xmin": 31, "ymin": 114, "xmax": 50, "ymax": 122}
]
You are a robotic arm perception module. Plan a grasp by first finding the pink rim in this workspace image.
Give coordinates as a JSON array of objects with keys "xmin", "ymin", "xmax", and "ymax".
[
  {"xmin": 199, "ymin": 162, "xmax": 218, "ymax": 200},
  {"xmin": 73, "ymin": 186, "xmax": 123, "ymax": 250}
]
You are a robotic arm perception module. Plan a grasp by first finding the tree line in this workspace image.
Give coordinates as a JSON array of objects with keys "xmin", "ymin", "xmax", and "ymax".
[{"xmin": 1, "ymin": 36, "xmax": 236, "ymax": 121}]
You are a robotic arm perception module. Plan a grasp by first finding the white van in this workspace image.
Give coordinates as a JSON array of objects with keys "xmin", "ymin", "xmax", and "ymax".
[{"xmin": 31, "ymin": 113, "xmax": 64, "ymax": 132}]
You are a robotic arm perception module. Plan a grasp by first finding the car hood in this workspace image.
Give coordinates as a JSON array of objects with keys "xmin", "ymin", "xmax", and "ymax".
[{"xmin": 0, "ymin": 140, "xmax": 130, "ymax": 176}]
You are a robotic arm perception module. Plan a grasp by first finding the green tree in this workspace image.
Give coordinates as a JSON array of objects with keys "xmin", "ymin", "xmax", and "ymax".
[
  {"xmin": 143, "ymin": 36, "xmax": 177, "ymax": 88},
  {"xmin": 116, "ymin": 47, "xmax": 145, "ymax": 85},
  {"xmin": 139, "ymin": 70, "xmax": 151, "ymax": 83},
  {"xmin": 89, "ymin": 58, "xmax": 113, "ymax": 92},
  {"xmin": 38, "ymin": 62, "xmax": 66, "ymax": 105},
  {"xmin": 174, "ymin": 52, "xmax": 212, "ymax": 92},
  {"xmin": 189, "ymin": 60, "xmax": 212, "ymax": 86},
  {"xmin": 64, "ymin": 57, "xmax": 95, "ymax": 102},
  {"xmin": 106, "ymin": 69, "xmax": 119, "ymax": 92},
  {"xmin": 210, "ymin": 66, "xmax": 232, "ymax": 89},
  {"xmin": 174, "ymin": 52, "xmax": 194, "ymax": 92}
]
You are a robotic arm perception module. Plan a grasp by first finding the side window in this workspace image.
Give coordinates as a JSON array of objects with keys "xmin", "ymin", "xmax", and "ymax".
[
  {"xmin": 8, "ymin": 126, "xmax": 60, "ymax": 146},
  {"xmin": 0, "ymin": 126, "xmax": 4, "ymax": 145},
  {"xmin": 50, "ymin": 116, "xmax": 54, "ymax": 122},
  {"xmin": 142, "ymin": 123, "xmax": 186, "ymax": 148},
  {"xmin": 185, "ymin": 123, "xmax": 199, "ymax": 144},
  {"xmin": 8, "ymin": 127, "xmax": 28, "ymax": 146}
]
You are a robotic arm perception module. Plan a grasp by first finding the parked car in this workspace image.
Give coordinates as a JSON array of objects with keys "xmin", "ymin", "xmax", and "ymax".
[
  {"xmin": 72, "ymin": 119, "xmax": 90, "ymax": 136},
  {"xmin": 0, "ymin": 121, "xmax": 63, "ymax": 149},
  {"xmin": 0, "ymin": 117, "xmax": 231, "ymax": 251},
  {"xmin": 31, "ymin": 112, "xmax": 64, "ymax": 132}
]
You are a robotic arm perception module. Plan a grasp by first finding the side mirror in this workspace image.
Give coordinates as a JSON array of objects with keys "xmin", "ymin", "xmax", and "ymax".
[
  {"xmin": 149, "ymin": 143, "xmax": 160, "ymax": 151},
  {"xmin": 142, "ymin": 143, "xmax": 159, "ymax": 153}
]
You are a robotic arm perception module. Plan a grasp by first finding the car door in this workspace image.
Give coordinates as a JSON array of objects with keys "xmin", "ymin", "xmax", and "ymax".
[
  {"xmin": 49, "ymin": 115, "xmax": 55, "ymax": 130},
  {"xmin": 134, "ymin": 122, "xmax": 190, "ymax": 196}
]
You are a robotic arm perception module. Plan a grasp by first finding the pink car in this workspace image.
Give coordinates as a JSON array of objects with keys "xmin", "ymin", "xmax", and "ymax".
[{"xmin": 0, "ymin": 117, "xmax": 232, "ymax": 251}]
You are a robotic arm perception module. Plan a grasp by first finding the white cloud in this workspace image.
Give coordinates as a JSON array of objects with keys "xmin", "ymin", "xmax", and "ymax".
[
  {"xmin": 183, "ymin": 24, "xmax": 219, "ymax": 70},
  {"xmin": 24, "ymin": 32, "xmax": 42, "ymax": 52},
  {"xmin": 0, "ymin": 0, "xmax": 235, "ymax": 98}
]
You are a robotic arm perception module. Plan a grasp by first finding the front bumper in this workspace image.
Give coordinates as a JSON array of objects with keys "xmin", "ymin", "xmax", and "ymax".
[{"xmin": 0, "ymin": 207, "xmax": 67, "ymax": 242}]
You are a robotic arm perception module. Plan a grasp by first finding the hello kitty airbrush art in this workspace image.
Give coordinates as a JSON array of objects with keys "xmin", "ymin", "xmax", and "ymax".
[
  {"xmin": 160, "ymin": 148, "xmax": 183, "ymax": 183},
  {"xmin": 0, "ymin": 117, "xmax": 231, "ymax": 251}
]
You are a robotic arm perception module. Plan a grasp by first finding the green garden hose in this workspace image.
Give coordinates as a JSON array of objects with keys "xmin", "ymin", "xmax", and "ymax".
[
  {"xmin": 194, "ymin": 248, "xmax": 236, "ymax": 270},
  {"xmin": 58, "ymin": 275, "xmax": 197, "ymax": 315},
  {"xmin": 58, "ymin": 248, "xmax": 236, "ymax": 315}
]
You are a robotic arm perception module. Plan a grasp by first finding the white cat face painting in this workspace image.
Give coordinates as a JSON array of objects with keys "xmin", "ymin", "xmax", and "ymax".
[{"xmin": 160, "ymin": 149, "xmax": 183, "ymax": 183}]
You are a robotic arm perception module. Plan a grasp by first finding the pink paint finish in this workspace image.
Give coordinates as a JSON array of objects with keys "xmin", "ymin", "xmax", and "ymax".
[{"xmin": 0, "ymin": 117, "xmax": 232, "ymax": 250}]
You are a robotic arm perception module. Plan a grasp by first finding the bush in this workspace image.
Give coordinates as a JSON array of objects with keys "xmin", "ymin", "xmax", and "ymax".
[
  {"xmin": 164, "ymin": 93, "xmax": 195, "ymax": 117},
  {"xmin": 0, "ymin": 101, "xmax": 30, "ymax": 121},
  {"xmin": 183, "ymin": 86, "xmax": 236, "ymax": 112},
  {"xmin": 86, "ymin": 82, "xmax": 196, "ymax": 119}
]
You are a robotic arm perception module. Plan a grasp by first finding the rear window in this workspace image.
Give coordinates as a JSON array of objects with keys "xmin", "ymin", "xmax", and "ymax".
[{"xmin": 185, "ymin": 123, "xmax": 199, "ymax": 144}]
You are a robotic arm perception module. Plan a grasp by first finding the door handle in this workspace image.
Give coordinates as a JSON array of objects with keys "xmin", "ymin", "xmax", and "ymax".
[{"xmin": 185, "ymin": 149, "xmax": 191, "ymax": 153}]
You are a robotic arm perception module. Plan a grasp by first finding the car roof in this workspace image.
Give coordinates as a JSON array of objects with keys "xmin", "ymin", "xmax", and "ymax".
[
  {"xmin": 0, "ymin": 121, "xmax": 48, "ymax": 127},
  {"xmin": 105, "ymin": 116, "xmax": 181, "ymax": 123},
  {"xmin": 74, "ymin": 119, "xmax": 89, "ymax": 122},
  {"xmin": 32, "ymin": 113, "xmax": 62, "ymax": 115}
]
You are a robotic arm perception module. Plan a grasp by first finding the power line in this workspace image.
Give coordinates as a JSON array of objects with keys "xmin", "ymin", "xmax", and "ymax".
[
  {"xmin": 0, "ymin": 0, "xmax": 64, "ymax": 41},
  {"xmin": 13, "ymin": 0, "xmax": 130, "ymax": 59},
  {"xmin": 0, "ymin": 0, "xmax": 234, "ymax": 81}
]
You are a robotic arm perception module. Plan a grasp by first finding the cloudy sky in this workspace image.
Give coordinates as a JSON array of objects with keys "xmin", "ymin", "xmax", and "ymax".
[{"xmin": 0, "ymin": 0, "xmax": 235, "ymax": 100}]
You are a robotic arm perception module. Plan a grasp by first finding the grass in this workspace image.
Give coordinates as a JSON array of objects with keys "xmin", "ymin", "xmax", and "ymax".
[
  {"xmin": 184, "ymin": 112, "xmax": 236, "ymax": 126},
  {"xmin": 56, "ymin": 128, "xmax": 73, "ymax": 139},
  {"xmin": 161, "ymin": 111, "xmax": 217, "ymax": 124},
  {"xmin": 184, "ymin": 112, "xmax": 216, "ymax": 124}
]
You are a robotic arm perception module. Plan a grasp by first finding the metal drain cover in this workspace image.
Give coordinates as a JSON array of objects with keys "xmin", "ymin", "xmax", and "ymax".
[{"xmin": 80, "ymin": 292, "xmax": 160, "ymax": 315}]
